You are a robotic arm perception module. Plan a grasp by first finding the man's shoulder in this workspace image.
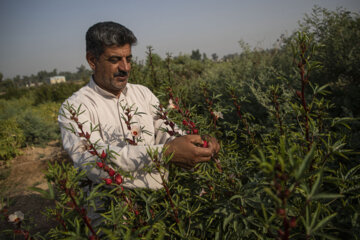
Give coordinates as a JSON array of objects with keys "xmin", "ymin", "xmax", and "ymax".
[
  {"xmin": 127, "ymin": 83, "xmax": 154, "ymax": 99},
  {"xmin": 61, "ymin": 83, "xmax": 93, "ymax": 107},
  {"xmin": 127, "ymin": 83, "xmax": 151, "ymax": 92}
]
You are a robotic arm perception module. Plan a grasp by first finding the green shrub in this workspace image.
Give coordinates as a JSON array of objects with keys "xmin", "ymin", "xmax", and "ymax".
[
  {"xmin": 0, "ymin": 98, "xmax": 60, "ymax": 148},
  {"xmin": 16, "ymin": 109, "xmax": 59, "ymax": 147},
  {"xmin": 0, "ymin": 118, "xmax": 24, "ymax": 161}
]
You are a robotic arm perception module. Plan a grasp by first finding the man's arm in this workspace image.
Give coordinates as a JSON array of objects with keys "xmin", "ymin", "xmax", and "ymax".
[{"xmin": 148, "ymin": 89, "xmax": 220, "ymax": 169}]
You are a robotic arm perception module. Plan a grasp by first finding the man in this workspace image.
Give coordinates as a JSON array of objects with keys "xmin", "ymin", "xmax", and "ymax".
[{"xmin": 58, "ymin": 21, "xmax": 220, "ymax": 190}]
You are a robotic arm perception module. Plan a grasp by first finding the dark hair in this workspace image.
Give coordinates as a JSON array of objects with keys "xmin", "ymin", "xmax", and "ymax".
[{"xmin": 86, "ymin": 21, "xmax": 137, "ymax": 58}]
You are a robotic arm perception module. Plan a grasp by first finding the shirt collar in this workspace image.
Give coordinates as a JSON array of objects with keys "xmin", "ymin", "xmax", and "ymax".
[{"xmin": 88, "ymin": 76, "xmax": 128, "ymax": 99}]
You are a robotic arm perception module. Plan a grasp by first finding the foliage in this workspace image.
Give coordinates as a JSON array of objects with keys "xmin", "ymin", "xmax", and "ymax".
[
  {"xmin": 1, "ymin": 6, "xmax": 359, "ymax": 240},
  {"xmin": 0, "ymin": 118, "xmax": 24, "ymax": 161},
  {"xmin": 0, "ymin": 98, "xmax": 60, "ymax": 151}
]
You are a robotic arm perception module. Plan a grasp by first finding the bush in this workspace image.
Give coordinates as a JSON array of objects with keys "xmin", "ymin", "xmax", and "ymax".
[
  {"xmin": 16, "ymin": 109, "xmax": 59, "ymax": 147},
  {"xmin": 0, "ymin": 118, "xmax": 24, "ymax": 161},
  {"xmin": 0, "ymin": 98, "xmax": 60, "ymax": 148}
]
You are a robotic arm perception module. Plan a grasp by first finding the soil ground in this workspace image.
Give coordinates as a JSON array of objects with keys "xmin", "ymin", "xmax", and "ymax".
[{"xmin": 0, "ymin": 140, "xmax": 71, "ymax": 238}]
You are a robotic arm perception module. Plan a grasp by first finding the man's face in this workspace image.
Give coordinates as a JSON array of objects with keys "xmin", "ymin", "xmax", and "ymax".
[{"xmin": 87, "ymin": 44, "xmax": 132, "ymax": 97}]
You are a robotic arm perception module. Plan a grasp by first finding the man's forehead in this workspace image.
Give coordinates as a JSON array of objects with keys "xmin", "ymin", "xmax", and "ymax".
[{"xmin": 103, "ymin": 44, "xmax": 132, "ymax": 56}]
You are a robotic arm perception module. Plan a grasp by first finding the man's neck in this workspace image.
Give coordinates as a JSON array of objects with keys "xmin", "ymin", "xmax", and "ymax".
[{"xmin": 92, "ymin": 75, "xmax": 125, "ymax": 98}]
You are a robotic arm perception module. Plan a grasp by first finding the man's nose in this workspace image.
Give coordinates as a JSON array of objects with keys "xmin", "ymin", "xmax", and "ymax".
[{"xmin": 118, "ymin": 58, "xmax": 130, "ymax": 72}]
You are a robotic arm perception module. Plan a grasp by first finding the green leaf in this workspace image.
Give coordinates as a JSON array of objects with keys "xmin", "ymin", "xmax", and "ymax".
[
  {"xmin": 311, "ymin": 213, "xmax": 337, "ymax": 234},
  {"xmin": 296, "ymin": 144, "xmax": 315, "ymax": 180},
  {"xmin": 311, "ymin": 193, "xmax": 343, "ymax": 200},
  {"xmin": 264, "ymin": 187, "xmax": 281, "ymax": 205},
  {"xmin": 29, "ymin": 185, "xmax": 54, "ymax": 200},
  {"xmin": 309, "ymin": 171, "xmax": 322, "ymax": 199}
]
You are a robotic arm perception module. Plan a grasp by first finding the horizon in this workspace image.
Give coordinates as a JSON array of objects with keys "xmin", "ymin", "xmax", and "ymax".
[{"xmin": 0, "ymin": 0, "xmax": 359, "ymax": 79}]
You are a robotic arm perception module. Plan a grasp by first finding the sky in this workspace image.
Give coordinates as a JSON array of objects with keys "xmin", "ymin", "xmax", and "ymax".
[{"xmin": 0, "ymin": 0, "xmax": 359, "ymax": 79}]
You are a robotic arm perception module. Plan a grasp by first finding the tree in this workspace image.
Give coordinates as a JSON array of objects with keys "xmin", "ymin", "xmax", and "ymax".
[
  {"xmin": 211, "ymin": 53, "xmax": 218, "ymax": 61},
  {"xmin": 190, "ymin": 49, "xmax": 201, "ymax": 60},
  {"xmin": 202, "ymin": 53, "xmax": 208, "ymax": 61}
]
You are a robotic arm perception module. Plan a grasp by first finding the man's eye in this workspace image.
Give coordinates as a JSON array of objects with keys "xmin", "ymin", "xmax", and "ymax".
[
  {"xmin": 108, "ymin": 58, "xmax": 120, "ymax": 64},
  {"xmin": 126, "ymin": 57, "xmax": 132, "ymax": 63}
]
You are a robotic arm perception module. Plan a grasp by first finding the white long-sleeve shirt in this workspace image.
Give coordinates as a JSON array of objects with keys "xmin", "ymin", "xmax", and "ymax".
[{"xmin": 58, "ymin": 78, "xmax": 176, "ymax": 190}]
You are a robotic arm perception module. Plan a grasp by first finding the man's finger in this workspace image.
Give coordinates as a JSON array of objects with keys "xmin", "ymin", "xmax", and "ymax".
[
  {"xmin": 188, "ymin": 135, "xmax": 204, "ymax": 145},
  {"xmin": 195, "ymin": 156, "xmax": 212, "ymax": 163},
  {"xmin": 194, "ymin": 146, "xmax": 213, "ymax": 157},
  {"xmin": 208, "ymin": 137, "xmax": 220, "ymax": 154}
]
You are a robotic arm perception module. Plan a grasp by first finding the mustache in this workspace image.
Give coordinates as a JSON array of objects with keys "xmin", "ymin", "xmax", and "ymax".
[{"xmin": 114, "ymin": 70, "xmax": 128, "ymax": 77}]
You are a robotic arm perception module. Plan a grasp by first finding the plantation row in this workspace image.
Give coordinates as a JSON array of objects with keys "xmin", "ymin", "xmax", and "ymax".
[{"xmin": 0, "ymin": 7, "xmax": 359, "ymax": 239}]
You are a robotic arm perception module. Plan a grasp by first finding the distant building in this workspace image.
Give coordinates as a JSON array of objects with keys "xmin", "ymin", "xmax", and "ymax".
[
  {"xmin": 48, "ymin": 76, "xmax": 66, "ymax": 84},
  {"xmin": 25, "ymin": 82, "xmax": 36, "ymax": 88}
]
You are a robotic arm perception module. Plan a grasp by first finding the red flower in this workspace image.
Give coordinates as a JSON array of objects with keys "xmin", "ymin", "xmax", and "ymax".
[
  {"xmin": 182, "ymin": 120, "xmax": 188, "ymax": 126},
  {"xmin": 100, "ymin": 150, "xmax": 107, "ymax": 159},
  {"xmin": 189, "ymin": 121, "xmax": 196, "ymax": 128},
  {"xmin": 96, "ymin": 162, "xmax": 104, "ymax": 168},
  {"xmin": 193, "ymin": 129, "xmax": 198, "ymax": 134},
  {"xmin": 115, "ymin": 174, "xmax": 123, "ymax": 185},
  {"xmin": 104, "ymin": 178, "xmax": 112, "ymax": 185},
  {"xmin": 202, "ymin": 140, "xmax": 208, "ymax": 148},
  {"xmin": 108, "ymin": 168, "xmax": 115, "ymax": 177}
]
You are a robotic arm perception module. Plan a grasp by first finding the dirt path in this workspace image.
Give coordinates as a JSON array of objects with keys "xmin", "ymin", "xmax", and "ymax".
[{"xmin": 0, "ymin": 140, "xmax": 71, "ymax": 237}]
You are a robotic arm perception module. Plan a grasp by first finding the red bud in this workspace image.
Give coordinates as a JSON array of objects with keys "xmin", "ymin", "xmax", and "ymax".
[
  {"xmin": 96, "ymin": 162, "xmax": 104, "ymax": 168},
  {"xmin": 104, "ymin": 178, "xmax": 112, "ymax": 185},
  {"xmin": 85, "ymin": 132, "xmax": 90, "ymax": 140},
  {"xmin": 100, "ymin": 150, "xmax": 107, "ymax": 159},
  {"xmin": 193, "ymin": 129, "xmax": 198, "ymax": 134},
  {"xmin": 108, "ymin": 168, "xmax": 115, "ymax": 177},
  {"xmin": 289, "ymin": 217, "xmax": 297, "ymax": 228},
  {"xmin": 89, "ymin": 151, "xmax": 97, "ymax": 156},
  {"xmin": 182, "ymin": 120, "xmax": 188, "ymax": 126},
  {"xmin": 277, "ymin": 208, "xmax": 286, "ymax": 217},
  {"xmin": 115, "ymin": 174, "xmax": 123, "ymax": 185}
]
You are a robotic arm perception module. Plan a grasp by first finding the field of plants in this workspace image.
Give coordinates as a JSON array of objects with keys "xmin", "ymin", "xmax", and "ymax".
[{"xmin": 0, "ymin": 7, "xmax": 359, "ymax": 239}]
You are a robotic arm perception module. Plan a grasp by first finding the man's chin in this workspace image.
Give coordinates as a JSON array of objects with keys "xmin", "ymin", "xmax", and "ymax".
[
  {"xmin": 113, "ymin": 80, "xmax": 127, "ymax": 90},
  {"xmin": 114, "ymin": 76, "xmax": 128, "ymax": 82}
]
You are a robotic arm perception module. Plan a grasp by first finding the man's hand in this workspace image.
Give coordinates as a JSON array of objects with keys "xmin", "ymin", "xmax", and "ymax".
[{"xmin": 164, "ymin": 135, "xmax": 220, "ymax": 169}]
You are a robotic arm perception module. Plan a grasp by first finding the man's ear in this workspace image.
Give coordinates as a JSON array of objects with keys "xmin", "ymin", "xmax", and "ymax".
[{"xmin": 86, "ymin": 52, "xmax": 97, "ymax": 71}]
